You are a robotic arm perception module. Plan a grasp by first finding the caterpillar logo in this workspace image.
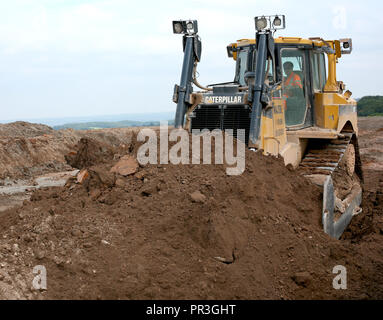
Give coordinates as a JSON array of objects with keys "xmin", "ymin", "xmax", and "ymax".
[{"xmin": 204, "ymin": 95, "xmax": 243, "ymax": 104}]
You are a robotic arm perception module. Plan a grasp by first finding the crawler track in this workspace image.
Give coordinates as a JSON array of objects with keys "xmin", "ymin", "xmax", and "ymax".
[{"xmin": 299, "ymin": 133, "xmax": 363, "ymax": 181}]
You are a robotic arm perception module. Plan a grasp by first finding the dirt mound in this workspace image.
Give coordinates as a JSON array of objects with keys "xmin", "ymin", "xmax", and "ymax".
[
  {"xmin": 0, "ymin": 121, "xmax": 54, "ymax": 138},
  {"xmin": 0, "ymin": 122, "xmax": 136, "ymax": 180},
  {"xmin": 0, "ymin": 132, "xmax": 73, "ymax": 180},
  {"xmin": 65, "ymin": 138, "xmax": 117, "ymax": 169},
  {"xmin": 1, "ymin": 131, "xmax": 382, "ymax": 300},
  {"xmin": 343, "ymin": 169, "xmax": 383, "ymax": 241}
]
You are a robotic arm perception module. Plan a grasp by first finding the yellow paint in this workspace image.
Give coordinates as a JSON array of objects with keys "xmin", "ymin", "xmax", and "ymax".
[
  {"xmin": 315, "ymin": 93, "xmax": 339, "ymax": 129},
  {"xmin": 314, "ymin": 92, "xmax": 357, "ymax": 131},
  {"xmin": 259, "ymin": 92, "xmax": 287, "ymax": 156},
  {"xmin": 323, "ymin": 105, "xmax": 339, "ymax": 130},
  {"xmin": 324, "ymin": 41, "xmax": 340, "ymax": 93},
  {"xmin": 235, "ymin": 37, "xmax": 320, "ymax": 47},
  {"xmin": 334, "ymin": 40, "xmax": 342, "ymax": 59},
  {"xmin": 228, "ymin": 43, "xmax": 238, "ymax": 60}
]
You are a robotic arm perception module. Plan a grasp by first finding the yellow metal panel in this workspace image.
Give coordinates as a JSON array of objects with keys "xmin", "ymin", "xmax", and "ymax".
[
  {"xmin": 235, "ymin": 37, "xmax": 323, "ymax": 48},
  {"xmin": 324, "ymin": 52, "xmax": 338, "ymax": 92},
  {"xmin": 323, "ymin": 105, "xmax": 339, "ymax": 130},
  {"xmin": 334, "ymin": 40, "xmax": 342, "ymax": 59},
  {"xmin": 314, "ymin": 93, "xmax": 325, "ymax": 128},
  {"xmin": 260, "ymin": 94, "xmax": 287, "ymax": 156},
  {"xmin": 314, "ymin": 92, "xmax": 357, "ymax": 131}
]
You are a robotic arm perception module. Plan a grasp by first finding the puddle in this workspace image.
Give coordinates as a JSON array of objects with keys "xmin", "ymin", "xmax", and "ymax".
[
  {"xmin": 0, "ymin": 170, "xmax": 79, "ymax": 196},
  {"xmin": 0, "ymin": 170, "xmax": 79, "ymax": 212}
]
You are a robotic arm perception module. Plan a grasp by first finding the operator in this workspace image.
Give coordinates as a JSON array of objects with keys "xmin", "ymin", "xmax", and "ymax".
[{"xmin": 283, "ymin": 61, "xmax": 303, "ymax": 98}]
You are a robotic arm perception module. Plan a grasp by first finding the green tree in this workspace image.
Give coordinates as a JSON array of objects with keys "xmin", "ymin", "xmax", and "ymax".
[{"xmin": 357, "ymin": 96, "xmax": 383, "ymax": 116}]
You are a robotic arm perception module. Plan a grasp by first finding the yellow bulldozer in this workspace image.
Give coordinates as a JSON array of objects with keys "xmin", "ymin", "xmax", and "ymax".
[{"xmin": 172, "ymin": 15, "xmax": 363, "ymax": 239}]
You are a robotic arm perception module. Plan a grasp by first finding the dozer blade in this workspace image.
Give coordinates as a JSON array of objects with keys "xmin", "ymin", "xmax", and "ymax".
[
  {"xmin": 299, "ymin": 133, "xmax": 363, "ymax": 239},
  {"xmin": 322, "ymin": 176, "xmax": 362, "ymax": 239}
]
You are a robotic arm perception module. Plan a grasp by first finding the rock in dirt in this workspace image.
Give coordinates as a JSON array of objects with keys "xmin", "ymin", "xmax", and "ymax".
[
  {"xmin": 77, "ymin": 169, "xmax": 90, "ymax": 184},
  {"xmin": 190, "ymin": 191, "xmax": 206, "ymax": 203},
  {"xmin": 34, "ymin": 249, "xmax": 46, "ymax": 260},
  {"xmin": 110, "ymin": 155, "xmax": 138, "ymax": 176},
  {"xmin": 292, "ymin": 272, "xmax": 312, "ymax": 287},
  {"xmin": 83, "ymin": 168, "xmax": 116, "ymax": 190}
]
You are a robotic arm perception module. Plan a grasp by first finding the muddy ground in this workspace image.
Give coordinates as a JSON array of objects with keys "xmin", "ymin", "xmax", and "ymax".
[
  {"xmin": 0, "ymin": 118, "xmax": 381, "ymax": 300},
  {"xmin": 0, "ymin": 122, "xmax": 140, "ymax": 212}
]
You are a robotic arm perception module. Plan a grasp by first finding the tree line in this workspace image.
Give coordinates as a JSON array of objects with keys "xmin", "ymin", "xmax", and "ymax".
[{"xmin": 357, "ymin": 96, "xmax": 383, "ymax": 117}]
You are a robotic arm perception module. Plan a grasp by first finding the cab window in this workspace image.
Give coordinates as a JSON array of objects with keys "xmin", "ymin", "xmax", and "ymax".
[
  {"xmin": 235, "ymin": 48, "xmax": 249, "ymax": 86},
  {"xmin": 281, "ymin": 49, "xmax": 307, "ymax": 127},
  {"xmin": 311, "ymin": 52, "xmax": 327, "ymax": 91},
  {"xmin": 318, "ymin": 53, "xmax": 327, "ymax": 90},
  {"xmin": 311, "ymin": 53, "xmax": 321, "ymax": 91},
  {"xmin": 235, "ymin": 47, "xmax": 275, "ymax": 86}
]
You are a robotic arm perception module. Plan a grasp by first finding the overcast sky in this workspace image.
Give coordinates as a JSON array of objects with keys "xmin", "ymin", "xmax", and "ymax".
[{"xmin": 0, "ymin": 0, "xmax": 381, "ymax": 121}]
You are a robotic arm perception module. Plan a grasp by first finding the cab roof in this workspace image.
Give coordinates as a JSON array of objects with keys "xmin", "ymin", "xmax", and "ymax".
[{"xmin": 235, "ymin": 37, "xmax": 327, "ymax": 47}]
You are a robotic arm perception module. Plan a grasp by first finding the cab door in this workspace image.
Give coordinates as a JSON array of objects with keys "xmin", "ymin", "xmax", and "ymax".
[
  {"xmin": 309, "ymin": 50, "xmax": 327, "ymax": 127},
  {"xmin": 280, "ymin": 47, "xmax": 313, "ymax": 129}
]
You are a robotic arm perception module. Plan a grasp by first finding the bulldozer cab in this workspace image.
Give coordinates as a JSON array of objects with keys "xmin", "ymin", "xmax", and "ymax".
[{"xmin": 233, "ymin": 41, "xmax": 329, "ymax": 130}]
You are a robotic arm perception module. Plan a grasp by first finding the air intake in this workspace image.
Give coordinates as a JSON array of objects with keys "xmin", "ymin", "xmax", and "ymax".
[{"xmin": 190, "ymin": 105, "xmax": 251, "ymax": 144}]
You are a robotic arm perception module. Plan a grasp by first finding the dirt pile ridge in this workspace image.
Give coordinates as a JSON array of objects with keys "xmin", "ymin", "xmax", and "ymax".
[
  {"xmin": 0, "ymin": 122, "xmax": 54, "ymax": 138},
  {"xmin": 0, "ymin": 122, "xmax": 136, "ymax": 180},
  {"xmin": 0, "ymin": 132, "xmax": 382, "ymax": 300}
]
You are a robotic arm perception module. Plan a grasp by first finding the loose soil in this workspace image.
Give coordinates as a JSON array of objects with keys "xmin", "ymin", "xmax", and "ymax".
[{"xmin": 0, "ymin": 118, "xmax": 381, "ymax": 300}]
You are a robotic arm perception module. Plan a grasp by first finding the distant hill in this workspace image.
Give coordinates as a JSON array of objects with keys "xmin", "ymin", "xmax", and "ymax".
[
  {"xmin": 53, "ymin": 119, "xmax": 174, "ymax": 130},
  {"xmin": 357, "ymin": 96, "xmax": 383, "ymax": 117},
  {"xmin": 0, "ymin": 111, "xmax": 175, "ymax": 127}
]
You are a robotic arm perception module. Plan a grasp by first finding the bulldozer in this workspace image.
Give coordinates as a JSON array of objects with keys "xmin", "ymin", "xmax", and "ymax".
[{"xmin": 171, "ymin": 15, "xmax": 363, "ymax": 239}]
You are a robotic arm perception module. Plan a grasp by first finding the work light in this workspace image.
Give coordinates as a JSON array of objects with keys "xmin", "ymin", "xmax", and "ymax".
[
  {"xmin": 173, "ymin": 22, "xmax": 183, "ymax": 34},
  {"xmin": 339, "ymin": 38, "xmax": 352, "ymax": 54},
  {"xmin": 172, "ymin": 20, "xmax": 198, "ymax": 35},
  {"xmin": 255, "ymin": 17, "xmax": 267, "ymax": 31},
  {"xmin": 273, "ymin": 16, "xmax": 282, "ymax": 27},
  {"xmin": 254, "ymin": 15, "xmax": 286, "ymax": 32}
]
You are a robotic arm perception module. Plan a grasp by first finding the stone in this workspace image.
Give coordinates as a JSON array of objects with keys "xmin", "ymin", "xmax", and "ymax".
[
  {"xmin": 77, "ymin": 169, "xmax": 90, "ymax": 184},
  {"xmin": 110, "ymin": 155, "xmax": 139, "ymax": 176},
  {"xmin": 190, "ymin": 191, "xmax": 206, "ymax": 203},
  {"xmin": 34, "ymin": 249, "xmax": 46, "ymax": 260},
  {"xmin": 292, "ymin": 272, "xmax": 312, "ymax": 287},
  {"xmin": 71, "ymin": 229, "xmax": 82, "ymax": 237}
]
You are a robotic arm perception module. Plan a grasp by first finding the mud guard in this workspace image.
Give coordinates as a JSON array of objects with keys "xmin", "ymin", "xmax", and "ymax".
[{"xmin": 322, "ymin": 176, "xmax": 362, "ymax": 239}]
